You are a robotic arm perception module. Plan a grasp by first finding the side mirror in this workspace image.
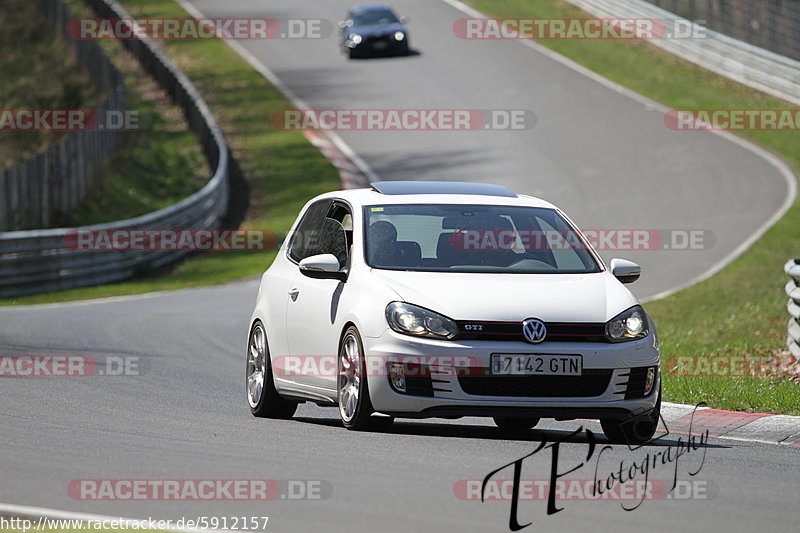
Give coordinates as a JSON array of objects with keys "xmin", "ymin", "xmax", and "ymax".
[
  {"xmin": 610, "ymin": 258, "xmax": 641, "ymax": 284},
  {"xmin": 338, "ymin": 20, "xmax": 347, "ymax": 28},
  {"xmin": 400, "ymin": 15, "xmax": 409, "ymax": 23},
  {"xmin": 299, "ymin": 254, "xmax": 347, "ymax": 281}
]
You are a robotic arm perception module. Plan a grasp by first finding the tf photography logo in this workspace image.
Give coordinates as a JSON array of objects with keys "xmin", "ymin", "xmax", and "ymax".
[{"xmin": 475, "ymin": 404, "xmax": 709, "ymax": 530}]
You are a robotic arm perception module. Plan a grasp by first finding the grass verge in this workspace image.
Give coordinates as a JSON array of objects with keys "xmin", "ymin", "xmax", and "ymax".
[
  {"xmin": 0, "ymin": 0, "xmax": 101, "ymax": 170},
  {"xmin": 465, "ymin": 0, "xmax": 800, "ymax": 414},
  {"xmin": 3, "ymin": 0, "xmax": 798, "ymax": 413},
  {"xmin": 0, "ymin": 0, "xmax": 340, "ymax": 304},
  {"xmin": 1, "ymin": 0, "xmax": 209, "ymax": 227},
  {"xmin": 57, "ymin": 0, "xmax": 209, "ymax": 226}
]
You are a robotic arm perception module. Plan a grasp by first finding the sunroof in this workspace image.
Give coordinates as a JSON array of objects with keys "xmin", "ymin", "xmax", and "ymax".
[{"xmin": 371, "ymin": 181, "xmax": 517, "ymax": 198}]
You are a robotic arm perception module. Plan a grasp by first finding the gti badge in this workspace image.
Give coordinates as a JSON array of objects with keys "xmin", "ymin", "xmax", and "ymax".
[{"xmin": 522, "ymin": 318, "xmax": 547, "ymax": 344}]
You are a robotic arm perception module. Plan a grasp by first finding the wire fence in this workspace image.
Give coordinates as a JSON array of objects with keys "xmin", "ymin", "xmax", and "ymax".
[
  {"xmin": 645, "ymin": 0, "xmax": 800, "ymax": 61},
  {"xmin": 0, "ymin": 0, "xmax": 230, "ymax": 297},
  {"xmin": 0, "ymin": 0, "xmax": 127, "ymax": 231}
]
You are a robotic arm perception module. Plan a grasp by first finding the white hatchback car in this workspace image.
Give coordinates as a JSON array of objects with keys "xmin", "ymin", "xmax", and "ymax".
[{"xmin": 247, "ymin": 181, "xmax": 661, "ymax": 444}]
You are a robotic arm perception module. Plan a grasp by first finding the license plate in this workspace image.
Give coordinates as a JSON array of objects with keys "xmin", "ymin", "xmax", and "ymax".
[
  {"xmin": 491, "ymin": 354, "xmax": 582, "ymax": 376},
  {"xmin": 373, "ymin": 41, "xmax": 388, "ymax": 50}
]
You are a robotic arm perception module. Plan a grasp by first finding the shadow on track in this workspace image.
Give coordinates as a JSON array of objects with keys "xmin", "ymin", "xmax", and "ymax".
[{"xmin": 292, "ymin": 416, "xmax": 727, "ymax": 448}]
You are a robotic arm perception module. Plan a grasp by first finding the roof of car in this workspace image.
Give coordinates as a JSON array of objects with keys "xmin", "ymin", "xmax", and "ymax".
[
  {"xmin": 372, "ymin": 180, "xmax": 517, "ymax": 197},
  {"xmin": 313, "ymin": 182, "xmax": 558, "ymax": 209},
  {"xmin": 350, "ymin": 4, "xmax": 395, "ymax": 14}
]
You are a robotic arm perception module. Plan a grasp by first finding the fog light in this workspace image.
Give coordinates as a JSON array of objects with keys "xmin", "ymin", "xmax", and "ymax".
[
  {"xmin": 644, "ymin": 367, "xmax": 656, "ymax": 395},
  {"xmin": 389, "ymin": 362, "xmax": 406, "ymax": 392}
]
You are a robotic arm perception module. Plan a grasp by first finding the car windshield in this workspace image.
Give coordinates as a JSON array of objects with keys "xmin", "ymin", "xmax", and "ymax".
[
  {"xmin": 364, "ymin": 204, "xmax": 602, "ymax": 274},
  {"xmin": 352, "ymin": 9, "xmax": 400, "ymax": 26}
]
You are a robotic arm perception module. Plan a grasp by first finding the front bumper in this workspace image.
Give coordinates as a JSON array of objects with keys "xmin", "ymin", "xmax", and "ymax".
[
  {"xmin": 363, "ymin": 329, "xmax": 660, "ymax": 420},
  {"xmin": 347, "ymin": 35, "xmax": 408, "ymax": 55}
]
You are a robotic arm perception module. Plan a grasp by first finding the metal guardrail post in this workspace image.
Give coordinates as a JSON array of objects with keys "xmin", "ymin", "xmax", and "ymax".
[
  {"xmin": 785, "ymin": 259, "xmax": 800, "ymax": 359},
  {"xmin": 564, "ymin": 0, "xmax": 800, "ymax": 106}
]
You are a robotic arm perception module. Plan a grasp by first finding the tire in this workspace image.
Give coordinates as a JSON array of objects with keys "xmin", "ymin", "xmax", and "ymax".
[
  {"xmin": 338, "ymin": 326, "xmax": 375, "ymax": 430},
  {"xmin": 246, "ymin": 321, "xmax": 297, "ymax": 419},
  {"xmin": 493, "ymin": 417, "xmax": 539, "ymax": 431},
  {"xmin": 601, "ymin": 385, "xmax": 661, "ymax": 445}
]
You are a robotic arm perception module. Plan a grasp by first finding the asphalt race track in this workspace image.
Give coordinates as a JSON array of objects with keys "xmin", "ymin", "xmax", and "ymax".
[
  {"xmin": 1, "ymin": 285, "xmax": 799, "ymax": 532},
  {"xmin": 188, "ymin": 0, "xmax": 793, "ymax": 301},
  {"xmin": 1, "ymin": 1, "xmax": 798, "ymax": 532}
]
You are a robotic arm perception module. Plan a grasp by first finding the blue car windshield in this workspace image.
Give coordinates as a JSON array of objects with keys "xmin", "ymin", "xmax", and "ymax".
[
  {"xmin": 364, "ymin": 204, "xmax": 602, "ymax": 274},
  {"xmin": 352, "ymin": 10, "xmax": 400, "ymax": 26}
]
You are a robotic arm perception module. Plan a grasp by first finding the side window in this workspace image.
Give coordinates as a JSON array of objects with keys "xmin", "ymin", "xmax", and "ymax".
[
  {"xmin": 288, "ymin": 200, "xmax": 332, "ymax": 262},
  {"xmin": 318, "ymin": 203, "xmax": 352, "ymax": 268}
]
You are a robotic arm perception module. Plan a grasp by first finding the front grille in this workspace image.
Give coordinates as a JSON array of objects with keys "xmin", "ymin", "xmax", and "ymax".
[
  {"xmin": 364, "ymin": 35, "xmax": 392, "ymax": 46},
  {"xmin": 458, "ymin": 369, "xmax": 613, "ymax": 397},
  {"xmin": 455, "ymin": 321, "xmax": 608, "ymax": 343}
]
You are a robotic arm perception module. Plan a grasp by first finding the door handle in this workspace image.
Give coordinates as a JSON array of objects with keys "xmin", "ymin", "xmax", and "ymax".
[{"xmin": 288, "ymin": 288, "xmax": 300, "ymax": 301}]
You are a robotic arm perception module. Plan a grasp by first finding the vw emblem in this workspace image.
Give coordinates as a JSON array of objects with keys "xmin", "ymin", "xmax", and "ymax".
[{"xmin": 522, "ymin": 318, "xmax": 547, "ymax": 344}]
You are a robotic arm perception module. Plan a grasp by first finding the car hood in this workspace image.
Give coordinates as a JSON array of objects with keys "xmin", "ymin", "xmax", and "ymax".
[
  {"xmin": 370, "ymin": 269, "xmax": 638, "ymax": 323},
  {"xmin": 348, "ymin": 23, "xmax": 406, "ymax": 38}
]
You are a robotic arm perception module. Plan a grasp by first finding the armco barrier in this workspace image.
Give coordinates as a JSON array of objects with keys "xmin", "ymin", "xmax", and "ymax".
[
  {"xmin": 0, "ymin": 0, "xmax": 229, "ymax": 297},
  {"xmin": 786, "ymin": 259, "xmax": 800, "ymax": 359},
  {"xmin": 565, "ymin": 0, "xmax": 800, "ymax": 106},
  {"xmin": 645, "ymin": 0, "xmax": 800, "ymax": 63},
  {"xmin": 0, "ymin": 0, "xmax": 127, "ymax": 231}
]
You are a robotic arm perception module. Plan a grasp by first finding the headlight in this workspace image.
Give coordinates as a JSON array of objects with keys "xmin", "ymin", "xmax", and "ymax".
[
  {"xmin": 385, "ymin": 302, "xmax": 458, "ymax": 340},
  {"xmin": 605, "ymin": 305, "xmax": 649, "ymax": 342},
  {"xmin": 394, "ymin": 31, "xmax": 405, "ymax": 41},
  {"xmin": 350, "ymin": 33, "xmax": 362, "ymax": 44}
]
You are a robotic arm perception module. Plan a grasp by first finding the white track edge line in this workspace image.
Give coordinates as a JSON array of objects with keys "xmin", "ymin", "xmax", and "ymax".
[
  {"xmin": 173, "ymin": 0, "xmax": 378, "ymax": 184},
  {"xmin": 439, "ymin": 0, "xmax": 797, "ymax": 303},
  {"xmin": 18, "ymin": 0, "xmax": 794, "ymax": 307}
]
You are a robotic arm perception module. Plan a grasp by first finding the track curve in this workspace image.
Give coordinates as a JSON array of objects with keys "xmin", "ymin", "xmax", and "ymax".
[{"xmin": 2, "ymin": 1, "xmax": 798, "ymax": 532}]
